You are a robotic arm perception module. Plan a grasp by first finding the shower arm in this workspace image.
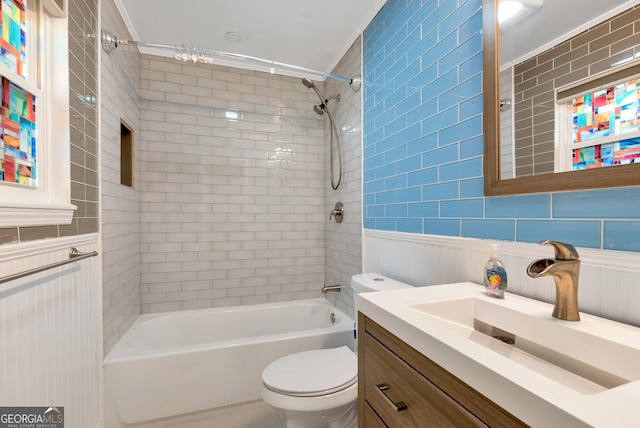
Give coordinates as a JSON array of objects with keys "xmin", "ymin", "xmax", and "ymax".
[{"xmin": 101, "ymin": 30, "xmax": 362, "ymax": 91}]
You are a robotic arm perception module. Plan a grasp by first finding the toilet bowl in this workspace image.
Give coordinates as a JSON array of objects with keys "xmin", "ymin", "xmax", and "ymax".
[
  {"xmin": 260, "ymin": 273, "xmax": 412, "ymax": 428},
  {"xmin": 261, "ymin": 346, "xmax": 358, "ymax": 428}
]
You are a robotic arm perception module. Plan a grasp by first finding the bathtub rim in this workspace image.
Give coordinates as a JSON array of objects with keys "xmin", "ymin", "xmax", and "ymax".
[{"xmin": 104, "ymin": 298, "xmax": 355, "ymax": 363}]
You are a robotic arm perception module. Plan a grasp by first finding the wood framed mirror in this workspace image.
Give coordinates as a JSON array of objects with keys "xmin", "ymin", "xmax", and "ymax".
[{"xmin": 482, "ymin": 0, "xmax": 640, "ymax": 196}]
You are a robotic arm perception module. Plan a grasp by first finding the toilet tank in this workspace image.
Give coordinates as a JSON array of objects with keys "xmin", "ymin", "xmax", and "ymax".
[{"xmin": 350, "ymin": 273, "xmax": 412, "ymax": 293}]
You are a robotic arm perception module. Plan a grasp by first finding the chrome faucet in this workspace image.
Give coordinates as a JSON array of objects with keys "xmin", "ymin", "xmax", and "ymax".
[
  {"xmin": 526, "ymin": 240, "xmax": 581, "ymax": 321},
  {"xmin": 321, "ymin": 284, "xmax": 341, "ymax": 294}
]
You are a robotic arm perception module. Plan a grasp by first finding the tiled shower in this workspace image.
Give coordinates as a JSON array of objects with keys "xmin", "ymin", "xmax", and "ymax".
[
  {"xmin": 102, "ymin": 0, "xmax": 142, "ymax": 354},
  {"xmin": 101, "ymin": 0, "xmax": 364, "ymax": 353},
  {"xmin": 137, "ymin": 56, "xmax": 327, "ymax": 313}
]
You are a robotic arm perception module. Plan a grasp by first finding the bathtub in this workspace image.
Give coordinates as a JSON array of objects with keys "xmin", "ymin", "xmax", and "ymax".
[{"xmin": 104, "ymin": 299, "xmax": 355, "ymax": 425}]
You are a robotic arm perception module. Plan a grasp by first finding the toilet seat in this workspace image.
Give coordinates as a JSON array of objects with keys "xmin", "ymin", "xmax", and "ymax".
[{"xmin": 262, "ymin": 346, "xmax": 357, "ymax": 397}]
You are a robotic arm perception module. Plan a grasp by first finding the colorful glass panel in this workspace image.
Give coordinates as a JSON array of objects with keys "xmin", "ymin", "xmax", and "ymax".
[
  {"xmin": 572, "ymin": 138, "xmax": 640, "ymax": 170},
  {"xmin": 571, "ymin": 78, "xmax": 640, "ymax": 170},
  {"xmin": 0, "ymin": 0, "xmax": 26, "ymax": 78},
  {"xmin": 0, "ymin": 75, "xmax": 36, "ymax": 186}
]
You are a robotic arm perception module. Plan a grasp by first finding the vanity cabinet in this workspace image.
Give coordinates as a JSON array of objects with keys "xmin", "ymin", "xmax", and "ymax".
[{"xmin": 357, "ymin": 313, "xmax": 528, "ymax": 427}]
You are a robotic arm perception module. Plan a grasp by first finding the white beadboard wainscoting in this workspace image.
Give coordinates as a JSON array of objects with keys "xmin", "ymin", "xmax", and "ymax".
[
  {"xmin": 0, "ymin": 234, "xmax": 102, "ymax": 428},
  {"xmin": 363, "ymin": 229, "xmax": 640, "ymax": 327}
]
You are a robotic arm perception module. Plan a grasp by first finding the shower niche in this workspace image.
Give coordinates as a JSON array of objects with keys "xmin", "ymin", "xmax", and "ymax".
[{"xmin": 120, "ymin": 120, "xmax": 133, "ymax": 187}]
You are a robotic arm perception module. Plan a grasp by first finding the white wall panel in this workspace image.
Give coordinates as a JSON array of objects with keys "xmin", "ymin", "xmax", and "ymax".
[
  {"xmin": 0, "ymin": 235, "xmax": 102, "ymax": 428},
  {"xmin": 364, "ymin": 230, "xmax": 640, "ymax": 327}
]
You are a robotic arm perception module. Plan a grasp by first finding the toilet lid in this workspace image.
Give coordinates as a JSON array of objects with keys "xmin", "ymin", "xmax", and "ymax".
[{"xmin": 262, "ymin": 346, "xmax": 357, "ymax": 397}]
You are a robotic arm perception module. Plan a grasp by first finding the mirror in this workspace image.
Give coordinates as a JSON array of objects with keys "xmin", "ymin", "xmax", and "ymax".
[{"xmin": 483, "ymin": 0, "xmax": 640, "ymax": 196}]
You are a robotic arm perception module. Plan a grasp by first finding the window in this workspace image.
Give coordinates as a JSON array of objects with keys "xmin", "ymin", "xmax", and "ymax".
[
  {"xmin": 0, "ymin": 0, "xmax": 73, "ymax": 227},
  {"xmin": 556, "ymin": 64, "xmax": 640, "ymax": 173},
  {"xmin": 569, "ymin": 78, "xmax": 640, "ymax": 170},
  {"xmin": 0, "ymin": 79, "xmax": 37, "ymax": 186},
  {"xmin": 1, "ymin": 0, "xmax": 37, "ymax": 187}
]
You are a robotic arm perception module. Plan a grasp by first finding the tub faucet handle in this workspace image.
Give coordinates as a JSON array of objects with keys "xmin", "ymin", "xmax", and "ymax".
[{"xmin": 329, "ymin": 202, "xmax": 344, "ymax": 223}]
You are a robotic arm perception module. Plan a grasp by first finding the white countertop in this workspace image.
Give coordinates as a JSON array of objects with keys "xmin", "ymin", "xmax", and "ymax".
[{"xmin": 357, "ymin": 282, "xmax": 640, "ymax": 427}]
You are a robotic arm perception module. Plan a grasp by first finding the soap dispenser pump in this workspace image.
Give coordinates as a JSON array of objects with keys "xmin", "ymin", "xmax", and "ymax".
[{"xmin": 484, "ymin": 244, "xmax": 507, "ymax": 298}]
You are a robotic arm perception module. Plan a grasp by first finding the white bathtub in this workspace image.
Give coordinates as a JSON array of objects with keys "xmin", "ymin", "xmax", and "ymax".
[{"xmin": 104, "ymin": 299, "xmax": 355, "ymax": 425}]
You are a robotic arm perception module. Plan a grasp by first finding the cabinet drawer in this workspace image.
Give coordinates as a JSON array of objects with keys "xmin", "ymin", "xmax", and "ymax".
[
  {"xmin": 363, "ymin": 401, "xmax": 388, "ymax": 428},
  {"xmin": 363, "ymin": 333, "xmax": 486, "ymax": 427}
]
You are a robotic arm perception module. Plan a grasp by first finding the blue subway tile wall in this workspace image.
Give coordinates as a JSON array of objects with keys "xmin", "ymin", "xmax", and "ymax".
[
  {"xmin": 362, "ymin": 0, "xmax": 640, "ymax": 251},
  {"xmin": 485, "ymin": 195, "xmax": 550, "ymax": 219},
  {"xmin": 516, "ymin": 221, "xmax": 602, "ymax": 249},
  {"xmin": 462, "ymin": 219, "xmax": 515, "ymax": 241},
  {"xmin": 603, "ymin": 221, "xmax": 640, "ymax": 252},
  {"xmin": 553, "ymin": 188, "xmax": 640, "ymax": 219}
]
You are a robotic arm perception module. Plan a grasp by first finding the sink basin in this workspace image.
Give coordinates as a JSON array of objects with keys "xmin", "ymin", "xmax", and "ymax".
[
  {"xmin": 357, "ymin": 281, "xmax": 640, "ymax": 426},
  {"xmin": 410, "ymin": 296, "xmax": 640, "ymax": 394}
]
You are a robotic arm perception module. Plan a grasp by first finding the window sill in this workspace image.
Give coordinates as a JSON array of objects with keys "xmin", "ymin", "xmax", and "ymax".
[{"xmin": 0, "ymin": 203, "xmax": 77, "ymax": 227}]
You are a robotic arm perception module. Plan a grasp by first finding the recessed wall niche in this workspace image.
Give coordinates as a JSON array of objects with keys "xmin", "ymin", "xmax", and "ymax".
[{"xmin": 120, "ymin": 120, "xmax": 133, "ymax": 187}]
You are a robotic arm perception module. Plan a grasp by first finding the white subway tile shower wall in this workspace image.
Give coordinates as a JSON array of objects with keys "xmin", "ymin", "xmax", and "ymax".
[
  {"xmin": 101, "ymin": 0, "xmax": 142, "ymax": 355},
  {"xmin": 139, "ymin": 56, "xmax": 326, "ymax": 312},
  {"xmin": 323, "ymin": 36, "xmax": 363, "ymax": 321}
]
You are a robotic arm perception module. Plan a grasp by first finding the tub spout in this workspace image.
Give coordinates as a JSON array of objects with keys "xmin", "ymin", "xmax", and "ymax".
[
  {"xmin": 526, "ymin": 241, "xmax": 581, "ymax": 321},
  {"xmin": 321, "ymin": 284, "xmax": 341, "ymax": 294}
]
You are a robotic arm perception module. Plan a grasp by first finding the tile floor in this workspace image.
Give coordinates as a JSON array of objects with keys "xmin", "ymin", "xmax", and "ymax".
[{"xmin": 127, "ymin": 400, "xmax": 281, "ymax": 428}]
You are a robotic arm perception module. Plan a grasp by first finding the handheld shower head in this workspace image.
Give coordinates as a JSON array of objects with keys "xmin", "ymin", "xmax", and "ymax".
[
  {"xmin": 301, "ymin": 78, "xmax": 341, "ymax": 114},
  {"xmin": 300, "ymin": 78, "xmax": 344, "ymax": 190},
  {"xmin": 301, "ymin": 78, "xmax": 327, "ymax": 105}
]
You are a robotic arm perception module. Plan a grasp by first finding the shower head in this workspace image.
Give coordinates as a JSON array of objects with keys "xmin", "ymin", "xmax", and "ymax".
[
  {"xmin": 301, "ymin": 78, "xmax": 340, "ymax": 115},
  {"xmin": 301, "ymin": 78, "xmax": 344, "ymax": 190},
  {"xmin": 302, "ymin": 77, "xmax": 327, "ymax": 104}
]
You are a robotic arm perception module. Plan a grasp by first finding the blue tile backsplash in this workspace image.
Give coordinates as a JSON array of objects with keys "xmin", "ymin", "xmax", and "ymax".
[{"xmin": 362, "ymin": 0, "xmax": 640, "ymax": 252}]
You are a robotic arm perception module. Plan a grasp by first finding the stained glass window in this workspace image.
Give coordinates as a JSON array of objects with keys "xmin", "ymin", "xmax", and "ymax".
[
  {"xmin": 0, "ymin": 0, "xmax": 73, "ymax": 226},
  {"xmin": 571, "ymin": 78, "xmax": 640, "ymax": 170},
  {"xmin": 0, "ymin": 0, "xmax": 35, "ymax": 187},
  {"xmin": 0, "ymin": 0, "xmax": 27, "ymax": 78},
  {"xmin": 0, "ymin": 75, "xmax": 36, "ymax": 185}
]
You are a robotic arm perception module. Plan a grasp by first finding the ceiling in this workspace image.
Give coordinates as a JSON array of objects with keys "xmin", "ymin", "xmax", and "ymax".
[
  {"xmin": 112, "ymin": 0, "xmax": 387, "ymax": 81},
  {"xmin": 500, "ymin": 0, "xmax": 640, "ymax": 65}
]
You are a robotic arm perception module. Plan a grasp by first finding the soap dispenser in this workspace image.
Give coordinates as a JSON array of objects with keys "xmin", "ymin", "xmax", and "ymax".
[{"xmin": 484, "ymin": 244, "xmax": 507, "ymax": 298}]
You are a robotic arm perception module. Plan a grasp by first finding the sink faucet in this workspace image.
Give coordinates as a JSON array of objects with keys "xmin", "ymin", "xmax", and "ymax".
[{"xmin": 526, "ymin": 240, "xmax": 581, "ymax": 321}]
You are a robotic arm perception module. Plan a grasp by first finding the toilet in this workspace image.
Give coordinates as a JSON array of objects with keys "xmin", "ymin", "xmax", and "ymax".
[{"xmin": 260, "ymin": 273, "xmax": 412, "ymax": 428}]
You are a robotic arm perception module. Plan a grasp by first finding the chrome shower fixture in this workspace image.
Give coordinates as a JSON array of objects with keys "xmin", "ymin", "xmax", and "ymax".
[
  {"xmin": 500, "ymin": 97, "xmax": 512, "ymax": 112},
  {"xmin": 313, "ymin": 94, "xmax": 341, "ymax": 116},
  {"xmin": 302, "ymin": 78, "xmax": 341, "ymax": 116},
  {"xmin": 302, "ymin": 78, "xmax": 344, "ymax": 190},
  {"xmin": 302, "ymin": 77, "xmax": 326, "ymax": 100}
]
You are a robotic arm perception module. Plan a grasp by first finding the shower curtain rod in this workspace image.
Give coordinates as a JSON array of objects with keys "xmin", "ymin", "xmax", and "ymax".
[{"xmin": 101, "ymin": 30, "xmax": 361, "ymax": 90}]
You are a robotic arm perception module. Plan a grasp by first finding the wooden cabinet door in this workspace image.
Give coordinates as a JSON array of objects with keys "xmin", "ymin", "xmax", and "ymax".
[{"xmin": 363, "ymin": 333, "xmax": 486, "ymax": 428}]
